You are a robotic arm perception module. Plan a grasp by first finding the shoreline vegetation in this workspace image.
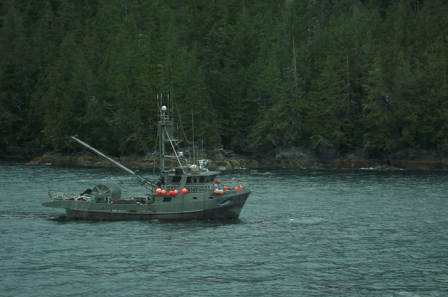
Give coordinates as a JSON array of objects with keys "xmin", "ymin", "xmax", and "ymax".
[
  {"xmin": 2, "ymin": 146, "xmax": 447, "ymax": 171},
  {"xmin": 1, "ymin": 1, "xmax": 448, "ymax": 164}
]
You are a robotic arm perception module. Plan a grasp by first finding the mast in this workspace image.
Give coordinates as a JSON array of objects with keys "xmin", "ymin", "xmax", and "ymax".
[
  {"xmin": 159, "ymin": 105, "xmax": 167, "ymax": 174},
  {"xmin": 158, "ymin": 94, "xmax": 185, "ymax": 177}
]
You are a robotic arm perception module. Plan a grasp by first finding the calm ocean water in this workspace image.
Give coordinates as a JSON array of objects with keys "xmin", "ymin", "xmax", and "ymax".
[{"xmin": 1, "ymin": 160, "xmax": 448, "ymax": 296}]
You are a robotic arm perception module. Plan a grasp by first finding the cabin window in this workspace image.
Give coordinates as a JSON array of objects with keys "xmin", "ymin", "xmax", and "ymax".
[
  {"xmin": 162, "ymin": 197, "xmax": 172, "ymax": 202},
  {"xmin": 172, "ymin": 176, "xmax": 182, "ymax": 183},
  {"xmin": 209, "ymin": 196, "xmax": 214, "ymax": 199},
  {"xmin": 206, "ymin": 175, "xmax": 217, "ymax": 182},
  {"xmin": 186, "ymin": 177, "xmax": 199, "ymax": 184},
  {"xmin": 199, "ymin": 176, "xmax": 205, "ymax": 183}
]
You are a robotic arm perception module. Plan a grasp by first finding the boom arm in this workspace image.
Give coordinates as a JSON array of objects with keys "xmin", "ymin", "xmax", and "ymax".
[{"xmin": 66, "ymin": 136, "xmax": 156, "ymax": 187}]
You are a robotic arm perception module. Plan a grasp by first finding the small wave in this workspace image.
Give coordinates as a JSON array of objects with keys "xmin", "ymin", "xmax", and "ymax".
[{"xmin": 288, "ymin": 217, "xmax": 324, "ymax": 225}]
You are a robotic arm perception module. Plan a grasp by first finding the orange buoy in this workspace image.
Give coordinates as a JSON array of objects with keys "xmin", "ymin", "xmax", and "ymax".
[
  {"xmin": 174, "ymin": 190, "xmax": 178, "ymax": 195},
  {"xmin": 239, "ymin": 185, "xmax": 244, "ymax": 189},
  {"xmin": 214, "ymin": 188, "xmax": 219, "ymax": 194},
  {"xmin": 219, "ymin": 190, "xmax": 223, "ymax": 195},
  {"xmin": 213, "ymin": 184, "xmax": 218, "ymax": 188},
  {"xmin": 234, "ymin": 187, "xmax": 239, "ymax": 190},
  {"xmin": 161, "ymin": 189, "xmax": 166, "ymax": 195},
  {"xmin": 156, "ymin": 188, "xmax": 161, "ymax": 194},
  {"xmin": 224, "ymin": 186, "xmax": 228, "ymax": 191},
  {"xmin": 169, "ymin": 190, "xmax": 174, "ymax": 196},
  {"xmin": 216, "ymin": 179, "xmax": 221, "ymax": 183},
  {"xmin": 182, "ymin": 188, "xmax": 188, "ymax": 194}
]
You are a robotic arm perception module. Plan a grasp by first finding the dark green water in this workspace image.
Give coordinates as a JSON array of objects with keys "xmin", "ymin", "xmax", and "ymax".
[{"xmin": 1, "ymin": 160, "xmax": 448, "ymax": 296}]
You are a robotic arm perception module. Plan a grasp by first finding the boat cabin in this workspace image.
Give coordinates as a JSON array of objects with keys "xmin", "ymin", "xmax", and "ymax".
[{"xmin": 164, "ymin": 167, "xmax": 218, "ymax": 186}]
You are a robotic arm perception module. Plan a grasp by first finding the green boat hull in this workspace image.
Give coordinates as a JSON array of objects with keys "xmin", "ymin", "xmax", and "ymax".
[{"xmin": 43, "ymin": 189, "xmax": 250, "ymax": 221}]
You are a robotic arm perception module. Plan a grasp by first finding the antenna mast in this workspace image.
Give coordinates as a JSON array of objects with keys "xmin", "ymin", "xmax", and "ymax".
[{"xmin": 192, "ymin": 109, "xmax": 195, "ymax": 164}]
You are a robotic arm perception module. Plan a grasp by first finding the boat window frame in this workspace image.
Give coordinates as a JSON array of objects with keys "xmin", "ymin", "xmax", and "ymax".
[
  {"xmin": 172, "ymin": 176, "xmax": 182, "ymax": 183},
  {"xmin": 205, "ymin": 175, "xmax": 217, "ymax": 182},
  {"xmin": 186, "ymin": 177, "xmax": 200, "ymax": 184}
]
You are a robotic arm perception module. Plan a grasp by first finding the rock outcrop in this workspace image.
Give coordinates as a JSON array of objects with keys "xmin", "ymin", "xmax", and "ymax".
[{"xmin": 27, "ymin": 147, "xmax": 448, "ymax": 170}]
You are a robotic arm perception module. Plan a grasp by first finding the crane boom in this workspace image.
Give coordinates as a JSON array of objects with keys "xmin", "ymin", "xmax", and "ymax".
[{"xmin": 66, "ymin": 136, "xmax": 156, "ymax": 187}]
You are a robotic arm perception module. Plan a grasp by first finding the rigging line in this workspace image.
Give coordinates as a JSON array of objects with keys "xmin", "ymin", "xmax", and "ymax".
[
  {"xmin": 173, "ymin": 97, "xmax": 189, "ymax": 142},
  {"xmin": 65, "ymin": 145, "xmax": 70, "ymax": 188},
  {"xmin": 192, "ymin": 109, "xmax": 195, "ymax": 164},
  {"xmin": 153, "ymin": 128, "xmax": 159, "ymax": 176},
  {"xmin": 164, "ymin": 126, "xmax": 183, "ymax": 168}
]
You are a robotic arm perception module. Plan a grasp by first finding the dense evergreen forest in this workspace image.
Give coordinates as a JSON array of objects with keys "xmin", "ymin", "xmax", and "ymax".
[{"xmin": 1, "ymin": 0, "xmax": 447, "ymax": 157}]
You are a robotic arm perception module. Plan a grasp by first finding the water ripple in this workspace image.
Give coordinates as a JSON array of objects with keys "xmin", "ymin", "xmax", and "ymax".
[{"xmin": 1, "ymin": 162, "xmax": 448, "ymax": 296}]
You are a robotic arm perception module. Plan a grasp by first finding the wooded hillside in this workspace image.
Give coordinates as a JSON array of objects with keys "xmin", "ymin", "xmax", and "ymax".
[{"xmin": 1, "ymin": 0, "xmax": 447, "ymax": 156}]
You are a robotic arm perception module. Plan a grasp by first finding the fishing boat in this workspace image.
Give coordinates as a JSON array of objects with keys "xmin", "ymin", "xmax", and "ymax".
[{"xmin": 42, "ymin": 96, "xmax": 251, "ymax": 221}]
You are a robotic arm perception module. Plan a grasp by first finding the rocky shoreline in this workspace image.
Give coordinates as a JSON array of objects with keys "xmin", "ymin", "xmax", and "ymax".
[{"xmin": 20, "ymin": 147, "xmax": 448, "ymax": 171}]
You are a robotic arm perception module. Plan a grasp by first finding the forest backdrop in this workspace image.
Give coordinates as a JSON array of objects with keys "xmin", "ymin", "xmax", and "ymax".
[{"xmin": 1, "ymin": 0, "xmax": 447, "ymax": 157}]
